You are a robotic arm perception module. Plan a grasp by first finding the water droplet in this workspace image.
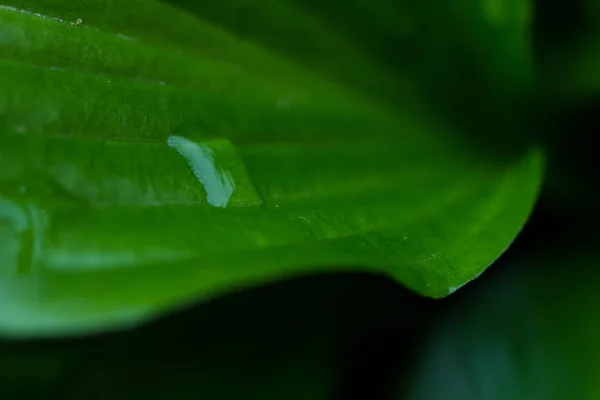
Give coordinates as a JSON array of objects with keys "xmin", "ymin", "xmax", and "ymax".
[
  {"xmin": 116, "ymin": 33, "xmax": 137, "ymax": 42},
  {"xmin": 1, "ymin": 132, "xmax": 261, "ymax": 208},
  {"xmin": 447, "ymin": 284, "xmax": 464, "ymax": 295},
  {"xmin": 168, "ymin": 136, "xmax": 261, "ymax": 208}
]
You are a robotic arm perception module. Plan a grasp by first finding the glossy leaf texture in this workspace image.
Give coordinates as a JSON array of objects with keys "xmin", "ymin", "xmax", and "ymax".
[
  {"xmin": 0, "ymin": 0, "xmax": 543, "ymax": 336},
  {"xmin": 399, "ymin": 242, "xmax": 600, "ymax": 400}
]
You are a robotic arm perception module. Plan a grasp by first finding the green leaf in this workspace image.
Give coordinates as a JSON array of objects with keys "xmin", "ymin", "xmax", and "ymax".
[
  {"xmin": 399, "ymin": 244, "xmax": 600, "ymax": 400},
  {"xmin": 0, "ymin": 1, "xmax": 543, "ymax": 337}
]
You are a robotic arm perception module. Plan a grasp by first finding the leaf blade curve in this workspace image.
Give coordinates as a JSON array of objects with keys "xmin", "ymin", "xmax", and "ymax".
[{"xmin": 0, "ymin": 1, "xmax": 544, "ymax": 337}]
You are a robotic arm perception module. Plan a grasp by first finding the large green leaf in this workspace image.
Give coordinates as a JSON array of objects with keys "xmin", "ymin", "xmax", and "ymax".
[{"xmin": 0, "ymin": 1, "xmax": 543, "ymax": 337}]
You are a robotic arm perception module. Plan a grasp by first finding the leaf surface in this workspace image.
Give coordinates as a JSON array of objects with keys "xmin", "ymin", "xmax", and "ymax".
[{"xmin": 0, "ymin": 1, "xmax": 543, "ymax": 336}]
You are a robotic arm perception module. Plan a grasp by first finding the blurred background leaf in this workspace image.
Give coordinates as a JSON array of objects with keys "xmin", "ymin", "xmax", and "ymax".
[
  {"xmin": 396, "ymin": 208, "xmax": 600, "ymax": 400},
  {"xmin": 1, "ymin": 273, "xmax": 432, "ymax": 399},
  {"xmin": 532, "ymin": 0, "xmax": 600, "ymax": 216}
]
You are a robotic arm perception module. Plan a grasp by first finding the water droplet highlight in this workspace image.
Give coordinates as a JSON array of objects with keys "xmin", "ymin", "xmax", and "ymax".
[{"xmin": 167, "ymin": 136, "xmax": 236, "ymax": 208}]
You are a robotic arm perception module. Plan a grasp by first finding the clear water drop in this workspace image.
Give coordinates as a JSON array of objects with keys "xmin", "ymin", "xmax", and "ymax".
[{"xmin": 167, "ymin": 136, "xmax": 238, "ymax": 208}]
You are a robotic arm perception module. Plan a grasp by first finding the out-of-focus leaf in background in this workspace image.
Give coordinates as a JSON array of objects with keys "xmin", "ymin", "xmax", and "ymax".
[
  {"xmin": 0, "ymin": 273, "xmax": 430, "ymax": 399},
  {"xmin": 0, "ymin": 339, "xmax": 76, "ymax": 397},
  {"xmin": 396, "ymin": 223, "xmax": 600, "ymax": 400},
  {"xmin": 0, "ymin": 0, "xmax": 543, "ymax": 337},
  {"xmin": 535, "ymin": 1, "xmax": 600, "ymax": 102},
  {"xmin": 533, "ymin": 0, "xmax": 600, "ymax": 215}
]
